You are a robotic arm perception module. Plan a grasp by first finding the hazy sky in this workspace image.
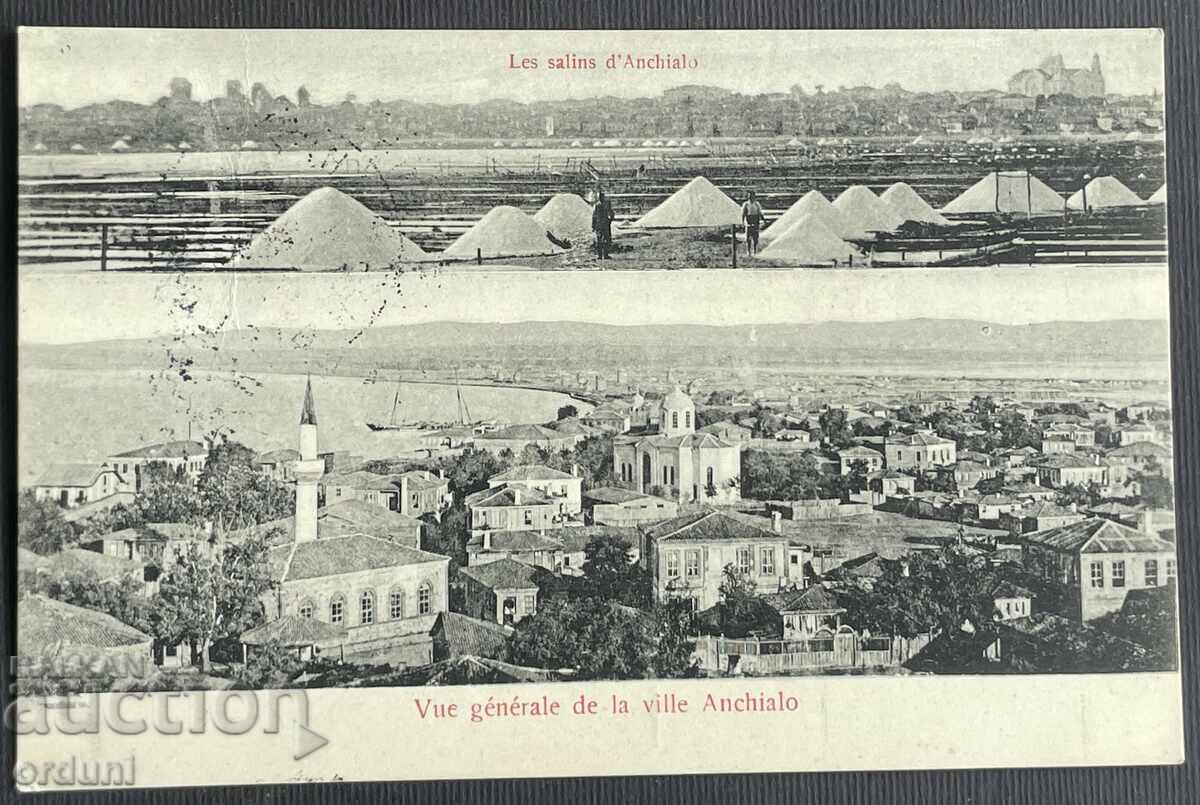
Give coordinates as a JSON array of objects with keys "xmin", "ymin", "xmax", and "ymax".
[
  {"xmin": 19, "ymin": 28, "xmax": 1164, "ymax": 108},
  {"xmin": 18, "ymin": 266, "xmax": 1169, "ymax": 345}
]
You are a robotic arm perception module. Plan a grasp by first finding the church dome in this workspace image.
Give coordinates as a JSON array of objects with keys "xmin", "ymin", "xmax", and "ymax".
[{"xmin": 663, "ymin": 386, "xmax": 693, "ymax": 410}]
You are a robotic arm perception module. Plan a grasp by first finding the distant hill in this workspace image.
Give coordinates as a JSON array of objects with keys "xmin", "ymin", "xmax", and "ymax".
[{"xmin": 24, "ymin": 318, "xmax": 1170, "ymax": 375}]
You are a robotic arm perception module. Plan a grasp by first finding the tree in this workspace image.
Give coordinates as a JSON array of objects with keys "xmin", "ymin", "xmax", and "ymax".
[
  {"xmin": 238, "ymin": 640, "xmax": 303, "ymax": 689},
  {"xmin": 649, "ymin": 599, "xmax": 699, "ymax": 678},
  {"xmin": 28, "ymin": 569, "xmax": 154, "ymax": 634},
  {"xmin": 440, "ymin": 447, "xmax": 508, "ymax": 500},
  {"xmin": 138, "ymin": 462, "xmax": 202, "ymax": 524},
  {"xmin": 426, "ymin": 503, "xmax": 469, "ymax": 570},
  {"xmin": 516, "ymin": 443, "xmax": 547, "ymax": 467},
  {"xmin": 1090, "ymin": 589, "xmax": 1177, "ymax": 670},
  {"xmin": 571, "ymin": 434, "xmax": 614, "ymax": 490},
  {"xmin": 581, "ymin": 534, "xmax": 650, "ymax": 608},
  {"xmin": 195, "ymin": 439, "xmax": 293, "ymax": 530},
  {"xmin": 505, "ymin": 597, "xmax": 660, "ymax": 680},
  {"xmin": 818, "ymin": 409, "xmax": 853, "ymax": 449},
  {"xmin": 17, "ymin": 490, "xmax": 74, "ymax": 555},
  {"xmin": 742, "ymin": 450, "xmax": 821, "ymax": 501},
  {"xmin": 1056, "ymin": 482, "xmax": 1101, "ymax": 510},
  {"xmin": 155, "ymin": 531, "xmax": 274, "ymax": 670},
  {"xmin": 556, "ymin": 404, "xmax": 578, "ymax": 420}
]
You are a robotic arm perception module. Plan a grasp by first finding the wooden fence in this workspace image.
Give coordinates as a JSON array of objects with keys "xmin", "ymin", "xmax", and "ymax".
[{"xmin": 694, "ymin": 631, "xmax": 932, "ymax": 674}]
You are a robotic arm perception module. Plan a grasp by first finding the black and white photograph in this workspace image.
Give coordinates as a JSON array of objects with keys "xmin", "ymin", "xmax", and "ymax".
[{"xmin": 11, "ymin": 26, "xmax": 1184, "ymax": 787}]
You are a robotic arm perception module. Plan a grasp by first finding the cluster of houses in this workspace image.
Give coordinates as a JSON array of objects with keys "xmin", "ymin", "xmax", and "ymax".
[{"xmin": 20, "ymin": 379, "xmax": 1178, "ymax": 680}]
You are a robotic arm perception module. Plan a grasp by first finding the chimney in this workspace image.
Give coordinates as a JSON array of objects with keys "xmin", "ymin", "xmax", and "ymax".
[
  {"xmin": 771, "ymin": 510, "xmax": 783, "ymax": 533},
  {"xmin": 399, "ymin": 475, "xmax": 410, "ymax": 516},
  {"xmin": 438, "ymin": 467, "xmax": 445, "ymax": 480},
  {"xmin": 571, "ymin": 463, "xmax": 579, "ymax": 478},
  {"xmin": 483, "ymin": 529, "xmax": 492, "ymax": 551}
]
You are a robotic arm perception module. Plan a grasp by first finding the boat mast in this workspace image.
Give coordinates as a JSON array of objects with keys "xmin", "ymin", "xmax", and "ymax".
[
  {"xmin": 390, "ymin": 385, "xmax": 402, "ymax": 427},
  {"xmin": 454, "ymin": 368, "xmax": 471, "ymax": 424}
]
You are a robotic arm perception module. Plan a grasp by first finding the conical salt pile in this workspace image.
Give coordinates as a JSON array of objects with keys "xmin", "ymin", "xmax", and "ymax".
[
  {"xmin": 632, "ymin": 176, "xmax": 742, "ymax": 228},
  {"xmin": 833, "ymin": 185, "xmax": 905, "ymax": 234},
  {"xmin": 1148, "ymin": 184, "xmax": 1166, "ymax": 205},
  {"xmin": 762, "ymin": 190, "xmax": 864, "ymax": 242},
  {"xmin": 759, "ymin": 213, "xmax": 860, "ymax": 265},
  {"xmin": 442, "ymin": 205, "xmax": 565, "ymax": 259},
  {"xmin": 1066, "ymin": 176, "xmax": 1145, "ymax": 210},
  {"xmin": 880, "ymin": 182, "xmax": 949, "ymax": 226},
  {"xmin": 233, "ymin": 187, "xmax": 429, "ymax": 271},
  {"xmin": 533, "ymin": 193, "xmax": 594, "ymax": 242},
  {"xmin": 941, "ymin": 171, "xmax": 1064, "ymax": 215}
]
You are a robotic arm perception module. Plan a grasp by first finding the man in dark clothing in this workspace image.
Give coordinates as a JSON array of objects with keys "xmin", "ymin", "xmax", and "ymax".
[
  {"xmin": 741, "ymin": 189, "xmax": 764, "ymax": 256},
  {"xmin": 592, "ymin": 189, "xmax": 615, "ymax": 260}
]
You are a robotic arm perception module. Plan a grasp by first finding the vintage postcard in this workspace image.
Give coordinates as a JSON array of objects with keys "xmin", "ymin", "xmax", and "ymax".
[{"xmin": 12, "ymin": 27, "xmax": 1182, "ymax": 788}]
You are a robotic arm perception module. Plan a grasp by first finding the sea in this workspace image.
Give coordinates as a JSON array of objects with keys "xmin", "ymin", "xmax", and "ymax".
[{"xmin": 17, "ymin": 366, "xmax": 584, "ymax": 486}]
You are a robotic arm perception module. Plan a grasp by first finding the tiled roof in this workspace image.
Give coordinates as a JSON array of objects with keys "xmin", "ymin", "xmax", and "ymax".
[
  {"xmin": 549, "ymin": 417, "xmax": 602, "ymax": 437},
  {"xmin": 529, "ymin": 525, "xmax": 639, "ymax": 553},
  {"xmin": 890, "ymin": 432, "xmax": 954, "ymax": 447},
  {"xmin": 992, "ymin": 580, "xmax": 1036, "ymax": 599},
  {"xmin": 643, "ymin": 510, "xmax": 782, "ymax": 543},
  {"xmin": 637, "ymin": 432, "xmax": 735, "ymax": 450},
  {"xmin": 110, "ymin": 440, "xmax": 208, "ymax": 459},
  {"xmin": 950, "ymin": 460, "xmax": 991, "ymax": 472},
  {"xmin": 325, "ymin": 470, "xmax": 400, "ymax": 492},
  {"xmin": 1020, "ymin": 501, "xmax": 1079, "ymax": 519},
  {"xmin": 1107, "ymin": 442, "xmax": 1172, "ymax": 458},
  {"xmin": 398, "ymin": 471, "xmax": 448, "ymax": 490},
  {"xmin": 19, "ymin": 595, "xmax": 150, "ymax": 655},
  {"xmin": 241, "ymin": 614, "xmax": 348, "ymax": 647},
  {"xmin": 465, "ymin": 485, "xmax": 556, "ymax": 509},
  {"xmin": 1038, "ymin": 454, "xmax": 1103, "ymax": 468},
  {"xmin": 458, "ymin": 558, "xmax": 547, "ymax": 590},
  {"xmin": 433, "ymin": 612, "xmax": 511, "ymax": 660},
  {"xmin": 764, "ymin": 584, "xmax": 844, "ymax": 613},
  {"xmin": 977, "ymin": 495, "xmax": 1016, "ymax": 506},
  {"xmin": 319, "ymin": 499, "xmax": 424, "ymax": 535},
  {"xmin": 1021, "ymin": 517, "xmax": 1174, "ymax": 554},
  {"xmin": 256, "ymin": 449, "xmax": 300, "ymax": 464},
  {"xmin": 34, "ymin": 462, "xmax": 117, "ymax": 488},
  {"xmin": 583, "ymin": 486, "xmax": 658, "ymax": 504},
  {"xmin": 467, "ymin": 530, "xmax": 565, "ymax": 553},
  {"xmin": 475, "ymin": 424, "xmax": 568, "ymax": 441},
  {"xmin": 1002, "ymin": 482, "xmax": 1050, "ymax": 494},
  {"xmin": 838, "ymin": 446, "xmax": 883, "ymax": 457},
  {"xmin": 268, "ymin": 534, "xmax": 446, "ymax": 583},
  {"xmin": 489, "ymin": 464, "xmax": 576, "ymax": 483},
  {"xmin": 40, "ymin": 548, "xmax": 144, "ymax": 581},
  {"xmin": 837, "ymin": 552, "xmax": 889, "ymax": 578},
  {"xmin": 698, "ymin": 421, "xmax": 752, "ymax": 436}
]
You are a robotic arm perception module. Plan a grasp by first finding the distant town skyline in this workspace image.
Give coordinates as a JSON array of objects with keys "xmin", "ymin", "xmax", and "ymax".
[{"xmin": 19, "ymin": 28, "xmax": 1164, "ymax": 109}]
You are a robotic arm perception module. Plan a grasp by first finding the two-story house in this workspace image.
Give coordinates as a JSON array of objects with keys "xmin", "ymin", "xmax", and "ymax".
[
  {"xmin": 487, "ymin": 464, "xmax": 583, "ymax": 516},
  {"xmin": 884, "ymin": 431, "xmax": 957, "ymax": 471}
]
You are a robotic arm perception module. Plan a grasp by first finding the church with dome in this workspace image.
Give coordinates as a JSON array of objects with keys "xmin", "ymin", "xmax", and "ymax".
[{"xmin": 611, "ymin": 386, "xmax": 742, "ymax": 504}]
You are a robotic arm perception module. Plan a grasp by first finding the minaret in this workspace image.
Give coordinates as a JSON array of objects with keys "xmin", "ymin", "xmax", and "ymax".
[{"xmin": 293, "ymin": 377, "xmax": 324, "ymax": 543}]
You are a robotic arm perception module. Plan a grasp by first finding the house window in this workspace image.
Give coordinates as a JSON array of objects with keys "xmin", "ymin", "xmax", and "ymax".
[
  {"xmin": 389, "ymin": 590, "xmax": 404, "ymax": 620},
  {"xmin": 1111, "ymin": 561, "xmax": 1125, "ymax": 588},
  {"xmin": 685, "ymin": 411, "xmax": 692, "ymax": 429},
  {"xmin": 1145, "ymin": 559, "xmax": 1158, "ymax": 587},
  {"xmin": 663, "ymin": 467, "xmax": 669, "ymax": 485},
  {"xmin": 706, "ymin": 467, "xmax": 715, "ymax": 490},
  {"xmin": 298, "ymin": 600, "xmax": 314, "ymax": 619},
  {"xmin": 1167, "ymin": 559, "xmax": 1177, "ymax": 581},
  {"xmin": 666, "ymin": 551, "xmax": 680, "ymax": 578},
  {"xmin": 685, "ymin": 549, "xmax": 700, "ymax": 578},
  {"xmin": 329, "ymin": 595, "xmax": 345, "ymax": 624},
  {"xmin": 1089, "ymin": 562, "xmax": 1104, "ymax": 588},
  {"xmin": 672, "ymin": 412, "xmax": 679, "ymax": 429},
  {"xmin": 360, "ymin": 591, "xmax": 375, "ymax": 625},
  {"xmin": 524, "ymin": 509, "xmax": 533, "ymax": 525},
  {"xmin": 418, "ymin": 583, "xmax": 432, "ymax": 615},
  {"xmin": 523, "ymin": 593, "xmax": 537, "ymax": 613},
  {"xmin": 736, "ymin": 548, "xmax": 752, "ymax": 575},
  {"xmin": 760, "ymin": 548, "xmax": 776, "ymax": 576}
]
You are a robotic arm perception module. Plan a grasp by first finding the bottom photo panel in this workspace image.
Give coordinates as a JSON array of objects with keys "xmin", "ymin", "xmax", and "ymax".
[{"xmin": 15, "ymin": 267, "xmax": 1183, "ymax": 783}]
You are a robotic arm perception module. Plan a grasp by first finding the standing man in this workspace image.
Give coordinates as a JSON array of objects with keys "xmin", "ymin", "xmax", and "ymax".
[
  {"xmin": 741, "ymin": 190, "xmax": 764, "ymax": 256},
  {"xmin": 592, "ymin": 187, "xmax": 615, "ymax": 260}
]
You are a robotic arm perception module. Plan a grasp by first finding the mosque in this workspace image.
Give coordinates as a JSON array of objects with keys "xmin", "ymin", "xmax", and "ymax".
[{"xmin": 611, "ymin": 386, "xmax": 742, "ymax": 504}]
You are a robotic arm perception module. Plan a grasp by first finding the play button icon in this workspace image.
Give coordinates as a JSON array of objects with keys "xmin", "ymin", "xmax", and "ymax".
[{"xmin": 294, "ymin": 724, "xmax": 329, "ymax": 760}]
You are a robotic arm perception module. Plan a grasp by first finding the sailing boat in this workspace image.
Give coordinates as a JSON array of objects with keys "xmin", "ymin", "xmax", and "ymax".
[{"xmin": 365, "ymin": 384, "xmax": 421, "ymax": 432}]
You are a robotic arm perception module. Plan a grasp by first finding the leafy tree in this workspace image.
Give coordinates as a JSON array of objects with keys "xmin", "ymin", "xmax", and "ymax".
[
  {"xmin": 17, "ymin": 490, "xmax": 75, "ymax": 555},
  {"xmin": 196, "ymin": 439, "xmax": 293, "ymax": 530},
  {"xmin": 995, "ymin": 410, "xmax": 1041, "ymax": 450},
  {"xmin": 842, "ymin": 547, "xmax": 997, "ymax": 639},
  {"xmin": 438, "ymin": 447, "xmax": 508, "ymax": 500},
  {"xmin": 506, "ymin": 597, "xmax": 660, "ymax": 680},
  {"xmin": 711, "ymin": 565, "xmax": 770, "ymax": 637},
  {"xmin": 571, "ymin": 434, "xmax": 614, "ymax": 490},
  {"xmin": 649, "ymin": 599, "xmax": 699, "ymax": 677},
  {"xmin": 138, "ymin": 462, "xmax": 202, "ymax": 524},
  {"xmin": 705, "ymin": 390, "xmax": 735, "ymax": 406},
  {"xmin": 26, "ymin": 569, "xmax": 154, "ymax": 634},
  {"xmin": 750, "ymin": 404, "xmax": 784, "ymax": 438},
  {"xmin": 742, "ymin": 450, "xmax": 822, "ymax": 501},
  {"xmin": 1055, "ymin": 482, "xmax": 1101, "ymax": 510},
  {"xmin": 818, "ymin": 408, "xmax": 853, "ymax": 449},
  {"xmin": 556, "ymin": 404, "xmax": 578, "ymax": 420},
  {"xmin": 426, "ymin": 503, "xmax": 469, "ymax": 570},
  {"xmin": 968, "ymin": 395, "xmax": 996, "ymax": 416},
  {"xmin": 1090, "ymin": 588, "xmax": 1177, "ymax": 670},
  {"xmin": 581, "ymin": 534, "xmax": 651, "ymax": 608},
  {"xmin": 516, "ymin": 443, "xmax": 545, "ymax": 467},
  {"xmin": 238, "ymin": 639, "xmax": 303, "ymax": 689},
  {"xmin": 154, "ymin": 531, "xmax": 274, "ymax": 670}
]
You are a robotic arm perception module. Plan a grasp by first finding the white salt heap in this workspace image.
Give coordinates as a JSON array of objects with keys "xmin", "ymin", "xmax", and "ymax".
[
  {"xmin": 442, "ymin": 205, "xmax": 565, "ymax": 259},
  {"xmin": 762, "ymin": 190, "xmax": 864, "ymax": 242},
  {"xmin": 632, "ymin": 176, "xmax": 742, "ymax": 228},
  {"xmin": 759, "ymin": 212, "xmax": 860, "ymax": 265},
  {"xmin": 1066, "ymin": 176, "xmax": 1145, "ymax": 210},
  {"xmin": 880, "ymin": 182, "xmax": 949, "ymax": 226},
  {"xmin": 941, "ymin": 171, "xmax": 1064, "ymax": 215},
  {"xmin": 833, "ymin": 185, "xmax": 905, "ymax": 234},
  {"xmin": 1147, "ymin": 184, "xmax": 1166, "ymax": 205},
  {"xmin": 233, "ymin": 186, "xmax": 428, "ymax": 271},
  {"xmin": 533, "ymin": 193, "xmax": 594, "ymax": 243}
]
